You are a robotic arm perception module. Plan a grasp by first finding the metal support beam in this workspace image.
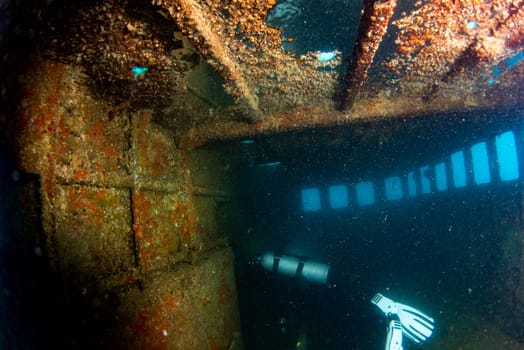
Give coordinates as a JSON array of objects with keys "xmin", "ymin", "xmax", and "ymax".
[
  {"xmin": 339, "ymin": 0, "xmax": 397, "ymax": 111},
  {"xmin": 156, "ymin": 0, "xmax": 262, "ymax": 120}
]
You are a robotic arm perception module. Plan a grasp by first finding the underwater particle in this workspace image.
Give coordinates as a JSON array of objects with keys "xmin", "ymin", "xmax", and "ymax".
[
  {"xmin": 318, "ymin": 51, "xmax": 337, "ymax": 62},
  {"xmin": 466, "ymin": 21, "xmax": 478, "ymax": 30},
  {"xmin": 162, "ymin": 330, "xmax": 168, "ymax": 336},
  {"xmin": 131, "ymin": 66, "xmax": 149, "ymax": 78}
]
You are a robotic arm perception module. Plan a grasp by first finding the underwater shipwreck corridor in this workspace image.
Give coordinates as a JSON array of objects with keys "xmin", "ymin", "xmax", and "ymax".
[
  {"xmin": 1, "ymin": 0, "xmax": 524, "ymax": 349},
  {"xmin": 229, "ymin": 110, "xmax": 524, "ymax": 349}
]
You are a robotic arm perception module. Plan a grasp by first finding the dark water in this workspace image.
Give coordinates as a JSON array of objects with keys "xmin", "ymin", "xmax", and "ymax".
[
  {"xmin": 0, "ymin": 145, "xmax": 64, "ymax": 348},
  {"xmin": 229, "ymin": 108, "xmax": 524, "ymax": 349}
]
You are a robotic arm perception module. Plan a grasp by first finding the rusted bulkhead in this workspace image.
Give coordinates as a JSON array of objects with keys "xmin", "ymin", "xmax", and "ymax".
[{"xmin": 5, "ymin": 58, "xmax": 245, "ymax": 349}]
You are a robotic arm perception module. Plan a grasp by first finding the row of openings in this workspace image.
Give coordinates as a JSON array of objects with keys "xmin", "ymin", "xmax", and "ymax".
[{"xmin": 301, "ymin": 130, "xmax": 519, "ymax": 212}]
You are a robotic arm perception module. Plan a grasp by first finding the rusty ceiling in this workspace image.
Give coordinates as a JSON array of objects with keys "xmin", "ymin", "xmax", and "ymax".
[{"xmin": 5, "ymin": 0, "xmax": 524, "ymax": 137}]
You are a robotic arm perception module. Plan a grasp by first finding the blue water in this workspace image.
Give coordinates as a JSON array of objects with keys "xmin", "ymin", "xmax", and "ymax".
[{"xmin": 266, "ymin": 0, "xmax": 361, "ymax": 56}]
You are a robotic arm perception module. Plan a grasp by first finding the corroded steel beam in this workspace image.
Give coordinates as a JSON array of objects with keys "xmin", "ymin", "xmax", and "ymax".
[
  {"xmin": 339, "ymin": 0, "xmax": 397, "ymax": 111},
  {"xmin": 155, "ymin": 0, "xmax": 262, "ymax": 120}
]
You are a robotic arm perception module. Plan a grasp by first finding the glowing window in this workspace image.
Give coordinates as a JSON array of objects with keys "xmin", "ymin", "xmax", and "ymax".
[
  {"xmin": 301, "ymin": 188, "xmax": 321, "ymax": 212},
  {"xmin": 384, "ymin": 176, "xmax": 403, "ymax": 201},
  {"xmin": 471, "ymin": 142, "xmax": 491, "ymax": 184},
  {"xmin": 435, "ymin": 162, "xmax": 448, "ymax": 191},
  {"xmin": 495, "ymin": 131, "xmax": 519, "ymax": 181},
  {"xmin": 450, "ymin": 151, "xmax": 467, "ymax": 188},
  {"xmin": 355, "ymin": 181, "xmax": 375, "ymax": 206}
]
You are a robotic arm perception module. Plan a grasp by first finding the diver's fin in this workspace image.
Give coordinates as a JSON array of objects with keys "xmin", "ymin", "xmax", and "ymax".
[
  {"xmin": 385, "ymin": 319, "xmax": 403, "ymax": 350},
  {"xmin": 395, "ymin": 302, "xmax": 434, "ymax": 343},
  {"xmin": 371, "ymin": 293, "xmax": 399, "ymax": 316},
  {"xmin": 371, "ymin": 293, "xmax": 434, "ymax": 344}
]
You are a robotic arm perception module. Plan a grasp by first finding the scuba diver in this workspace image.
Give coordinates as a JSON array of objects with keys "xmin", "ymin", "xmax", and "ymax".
[{"xmin": 258, "ymin": 248, "xmax": 435, "ymax": 349}]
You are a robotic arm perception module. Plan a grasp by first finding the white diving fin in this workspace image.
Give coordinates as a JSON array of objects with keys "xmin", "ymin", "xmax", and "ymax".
[
  {"xmin": 371, "ymin": 293, "xmax": 435, "ymax": 344},
  {"xmin": 385, "ymin": 319, "xmax": 403, "ymax": 350}
]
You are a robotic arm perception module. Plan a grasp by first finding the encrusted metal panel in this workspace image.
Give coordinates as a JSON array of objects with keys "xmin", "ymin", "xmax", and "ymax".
[
  {"xmin": 383, "ymin": 0, "xmax": 524, "ymax": 101},
  {"xmin": 131, "ymin": 110, "xmax": 191, "ymax": 192},
  {"xmin": 152, "ymin": 0, "xmax": 524, "ymax": 120},
  {"xmin": 120, "ymin": 248, "xmax": 243, "ymax": 350},
  {"xmin": 155, "ymin": 0, "xmax": 343, "ymax": 119},
  {"xmin": 8, "ymin": 1, "xmax": 524, "ymax": 133},
  {"xmin": 132, "ymin": 189, "xmax": 196, "ymax": 273},
  {"xmin": 54, "ymin": 184, "xmax": 135, "ymax": 287},
  {"xmin": 10, "ymin": 56, "xmax": 245, "ymax": 348}
]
